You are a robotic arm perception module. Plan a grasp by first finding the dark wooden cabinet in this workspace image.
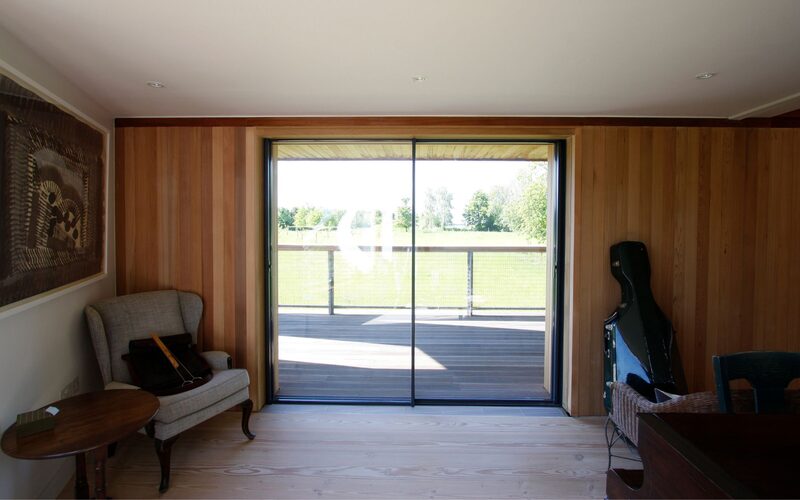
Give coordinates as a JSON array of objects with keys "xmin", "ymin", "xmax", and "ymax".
[{"xmin": 607, "ymin": 413, "xmax": 800, "ymax": 499}]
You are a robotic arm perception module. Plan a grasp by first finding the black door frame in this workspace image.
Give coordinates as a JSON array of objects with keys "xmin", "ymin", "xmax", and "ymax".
[{"xmin": 264, "ymin": 138, "xmax": 567, "ymax": 407}]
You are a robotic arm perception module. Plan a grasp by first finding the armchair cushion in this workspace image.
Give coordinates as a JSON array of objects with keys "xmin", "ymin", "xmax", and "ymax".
[
  {"xmin": 88, "ymin": 290, "xmax": 198, "ymax": 384},
  {"xmin": 154, "ymin": 368, "xmax": 250, "ymax": 425},
  {"xmin": 200, "ymin": 351, "xmax": 232, "ymax": 371},
  {"xmin": 177, "ymin": 291, "xmax": 203, "ymax": 336},
  {"xmin": 85, "ymin": 306, "xmax": 112, "ymax": 385},
  {"xmin": 151, "ymin": 388, "xmax": 250, "ymax": 441}
]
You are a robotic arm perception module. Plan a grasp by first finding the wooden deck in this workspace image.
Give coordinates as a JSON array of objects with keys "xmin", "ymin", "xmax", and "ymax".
[{"xmin": 277, "ymin": 311, "xmax": 549, "ymax": 400}]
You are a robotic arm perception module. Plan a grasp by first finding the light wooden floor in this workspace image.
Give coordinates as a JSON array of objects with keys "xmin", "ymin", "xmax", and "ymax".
[
  {"xmin": 278, "ymin": 312, "xmax": 548, "ymax": 400},
  {"xmin": 61, "ymin": 406, "xmax": 637, "ymax": 499}
]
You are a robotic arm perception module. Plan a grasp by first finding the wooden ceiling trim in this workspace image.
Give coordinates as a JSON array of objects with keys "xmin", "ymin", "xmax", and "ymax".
[{"xmin": 115, "ymin": 116, "xmax": 800, "ymax": 129}]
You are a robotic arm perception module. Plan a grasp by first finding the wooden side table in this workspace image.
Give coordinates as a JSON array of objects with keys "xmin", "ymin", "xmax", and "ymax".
[{"xmin": 1, "ymin": 390, "xmax": 159, "ymax": 499}]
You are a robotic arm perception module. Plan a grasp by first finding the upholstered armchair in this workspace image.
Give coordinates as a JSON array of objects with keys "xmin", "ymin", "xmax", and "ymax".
[{"xmin": 85, "ymin": 290, "xmax": 254, "ymax": 492}]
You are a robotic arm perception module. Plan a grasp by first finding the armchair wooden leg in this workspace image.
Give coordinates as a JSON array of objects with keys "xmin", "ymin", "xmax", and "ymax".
[
  {"xmin": 241, "ymin": 399, "xmax": 256, "ymax": 440},
  {"xmin": 154, "ymin": 434, "xmax": 179, "ymax": 493}
]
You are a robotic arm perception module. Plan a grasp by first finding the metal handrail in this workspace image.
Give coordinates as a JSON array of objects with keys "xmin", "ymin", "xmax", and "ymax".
[
  {"xmin": 278, "ymin": 244, "xmax": 546, "ymax": 315},
  {"xmin": 278, "ymin": 244, "xmax": 545, "ymax": 253}
]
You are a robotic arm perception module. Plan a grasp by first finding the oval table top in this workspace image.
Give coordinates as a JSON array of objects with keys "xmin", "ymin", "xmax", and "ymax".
[{"xmin": 1, "ymin": 390, "xmax": 159, "ymax": 460}]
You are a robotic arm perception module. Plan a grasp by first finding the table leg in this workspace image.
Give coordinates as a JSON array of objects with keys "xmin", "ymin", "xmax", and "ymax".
[
  {"xmin": 74, "ymin": 453, "xmax": 89, "ymax": 499},
  {"xmin": 93, "ymin": 446, "xmax": 108, "ymax": 499}
]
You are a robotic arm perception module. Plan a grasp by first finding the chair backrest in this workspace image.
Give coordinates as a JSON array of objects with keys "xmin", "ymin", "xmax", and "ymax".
[
  {"xmin": 713, "ymin": 351, "xmax": 800, "ymax": 414},
  {"xmin": 85, "ymin": 290, "xmax": 203, "ymax": 385}
]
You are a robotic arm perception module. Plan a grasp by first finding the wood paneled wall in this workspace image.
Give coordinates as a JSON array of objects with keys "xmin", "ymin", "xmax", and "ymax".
[
  {"xmin": 115, "ymin": 127, "xmax": 264, "ymax": 407},
  {"xmin": 570, "ymin": 127, "xmax": 800, "ymax": 415},
  {"xmin": 115, "ymin": 120, "xmax": 800, "ymax": 415}
]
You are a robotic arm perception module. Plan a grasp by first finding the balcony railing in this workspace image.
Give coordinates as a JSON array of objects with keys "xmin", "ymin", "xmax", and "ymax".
[{"xmin": 278, "ymin": 244, "xmax": 547, "ymax": 315}]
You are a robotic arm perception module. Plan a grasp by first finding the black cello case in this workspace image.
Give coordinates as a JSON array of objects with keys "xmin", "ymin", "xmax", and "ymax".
[{"xmin": 603, "ymin": 241, "xmax": 686, "ymax": 412}]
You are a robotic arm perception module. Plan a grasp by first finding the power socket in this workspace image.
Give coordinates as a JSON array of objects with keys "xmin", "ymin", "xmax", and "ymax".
[{"xmin": 60, "ymin": 376, "xmax": 80, "ymax": 399}]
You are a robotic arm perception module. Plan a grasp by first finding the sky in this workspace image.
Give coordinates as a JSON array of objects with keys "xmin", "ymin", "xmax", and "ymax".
[{"xmin": 277, "ymin": 160, "xmax": 536, "ymax": 225}]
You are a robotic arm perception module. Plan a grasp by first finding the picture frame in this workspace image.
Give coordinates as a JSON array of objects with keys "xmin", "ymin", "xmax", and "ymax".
[{"xmin": 0, "ymin": 66, "xmax": 108, "ymax": 314}]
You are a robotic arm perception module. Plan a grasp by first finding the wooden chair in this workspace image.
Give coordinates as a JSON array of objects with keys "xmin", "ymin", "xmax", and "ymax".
[{"xmin": 713, "ymin": 351, "xmax": 800, "ymax": 414}]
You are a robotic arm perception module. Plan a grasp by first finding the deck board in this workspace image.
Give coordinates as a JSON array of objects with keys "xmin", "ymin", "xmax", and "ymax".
[{"xmin": 278, "ymin": 312, "xmax": 549, "ymax": 400}]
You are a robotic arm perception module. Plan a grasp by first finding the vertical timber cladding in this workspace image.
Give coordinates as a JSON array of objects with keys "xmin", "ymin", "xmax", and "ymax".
[
  {"xmin": 115, "ymin": 126, "xmax": 264, "ymax": 407},
  {"xmin": 571, "ymin": 126, "xmax": 800, "ymax": 415},
  {"xmin": 115, "ymin": 119, "xmax": 800, "ymax": 415}
]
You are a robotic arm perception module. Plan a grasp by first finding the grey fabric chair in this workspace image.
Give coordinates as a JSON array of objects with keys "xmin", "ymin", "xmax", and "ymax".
[{"xmin": 85, "ymin": 290, "xmax": 254, "ymax": 492}]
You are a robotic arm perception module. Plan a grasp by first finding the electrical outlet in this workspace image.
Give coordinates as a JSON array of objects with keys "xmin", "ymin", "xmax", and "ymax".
[{"xmin": 60, "ymin": 376, "xmax": 79, "ymax": 399}]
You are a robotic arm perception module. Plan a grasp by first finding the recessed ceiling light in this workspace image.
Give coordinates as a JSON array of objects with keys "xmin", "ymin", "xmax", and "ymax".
[
  {"xmin": 146, "ymin": 81, "xmax": 166, "ymax": 88},
  {"xmin": 695, "ymin": 72, "xmax": 716, "ymax": 80},
  {"xmin": 411, "ymin": 75, "xmax": 427, "ymax": 83}
]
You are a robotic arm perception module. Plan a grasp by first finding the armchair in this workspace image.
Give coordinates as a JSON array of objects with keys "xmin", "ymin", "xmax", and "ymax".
[{"xmin": 85, "ymin": 290, "xmax": 254, "ymax": 492}]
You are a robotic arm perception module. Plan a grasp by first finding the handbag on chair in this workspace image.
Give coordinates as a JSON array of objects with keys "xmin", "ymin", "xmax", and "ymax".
[{"xmin": 122, "ymin": 333, "xmax": 213, "ymax": 396}]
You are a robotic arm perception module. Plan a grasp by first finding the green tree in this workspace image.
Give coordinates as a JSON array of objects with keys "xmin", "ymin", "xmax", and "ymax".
[
  {"xmin": 394, "ymin": 198, "xmax": 413, "ymax": 230},
  {"xmin": 294, "ymin": 206, "xmax": 309, "ymax": 228},
  {"xmin": 463, "ymin": 191, "xmax": 492, "ymax": 231},
  {"xmin": 505, "ymin": 164, "xmax": 548, "ymax": 242},
  {"xmin": 488, "ymin": 186, "xmax": 511, "ymax": 232},
  {"xmin": 278, "ymin": 207, "xmax": 297, "ymax": 229},
  {"xmin": 323, "ymin": 209, "xmax": 345, "ymax": 228},
  {"xmin": 294, "ymin": 206, "xmax": 323, "ymax": 228},
  {"xmin": 422, "ymin": 187, "xmax": 453, "ymax": 230},
  {"xmin": 304, "ymin": 207, "xmax": 323, "ymax": 227},
  {"xmin": 464, "ymin": 189, "xmax": 512, "ymax": 232}
]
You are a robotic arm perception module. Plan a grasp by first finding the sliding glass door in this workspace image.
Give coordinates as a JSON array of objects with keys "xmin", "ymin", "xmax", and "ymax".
[
  {"xmin": 268, "ymin": 139, "xmax": 564, "ymax": 404},
  {"xmin": 414, "ymin": 143, "xmax": 555, "ymax": 402},
  {"xmin": 273, "ymin": 141, "xmax": 413, "ymax": 400}
]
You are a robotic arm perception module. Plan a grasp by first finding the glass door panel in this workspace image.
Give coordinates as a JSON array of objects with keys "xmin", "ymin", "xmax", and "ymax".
[
  {"xmin": 413, "ymin": 142, "xmax": 554, "ymax": 401},
  {"xmin": 273, "ymin": 141, "xmax": 412, "ymax": 400}
]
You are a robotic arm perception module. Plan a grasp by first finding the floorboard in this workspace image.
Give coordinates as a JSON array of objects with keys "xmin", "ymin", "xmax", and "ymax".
[{"xmin": 59, "ymin": 406, "xmax": 638, "ymax": 499}]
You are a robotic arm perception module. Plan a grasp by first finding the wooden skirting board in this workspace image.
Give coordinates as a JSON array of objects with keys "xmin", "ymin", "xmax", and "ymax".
[{"xmin": 116, "ymin": 115, "xmax": 800, "ymax": 128}]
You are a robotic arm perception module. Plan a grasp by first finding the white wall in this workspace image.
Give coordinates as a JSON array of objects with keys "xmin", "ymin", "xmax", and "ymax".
[{"xmin": 0, "ymin": 26, "xmax": 116, "ymax": 498}]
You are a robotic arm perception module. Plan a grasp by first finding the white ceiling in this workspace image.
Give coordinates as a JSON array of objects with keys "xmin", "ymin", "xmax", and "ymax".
[{"xmin": 2, "ymin": 0, "xmax": 799, "ymax": 119}]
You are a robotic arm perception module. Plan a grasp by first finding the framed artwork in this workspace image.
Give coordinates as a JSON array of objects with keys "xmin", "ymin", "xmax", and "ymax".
[{"xmin": 0, "ymin": 71, "xmax": 106, "ymax": 308}]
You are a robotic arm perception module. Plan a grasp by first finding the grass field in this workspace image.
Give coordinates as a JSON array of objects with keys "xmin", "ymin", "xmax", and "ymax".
[{"xmin": 277, "ymin": 229, "xmax": 548, "ymax": 310}]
